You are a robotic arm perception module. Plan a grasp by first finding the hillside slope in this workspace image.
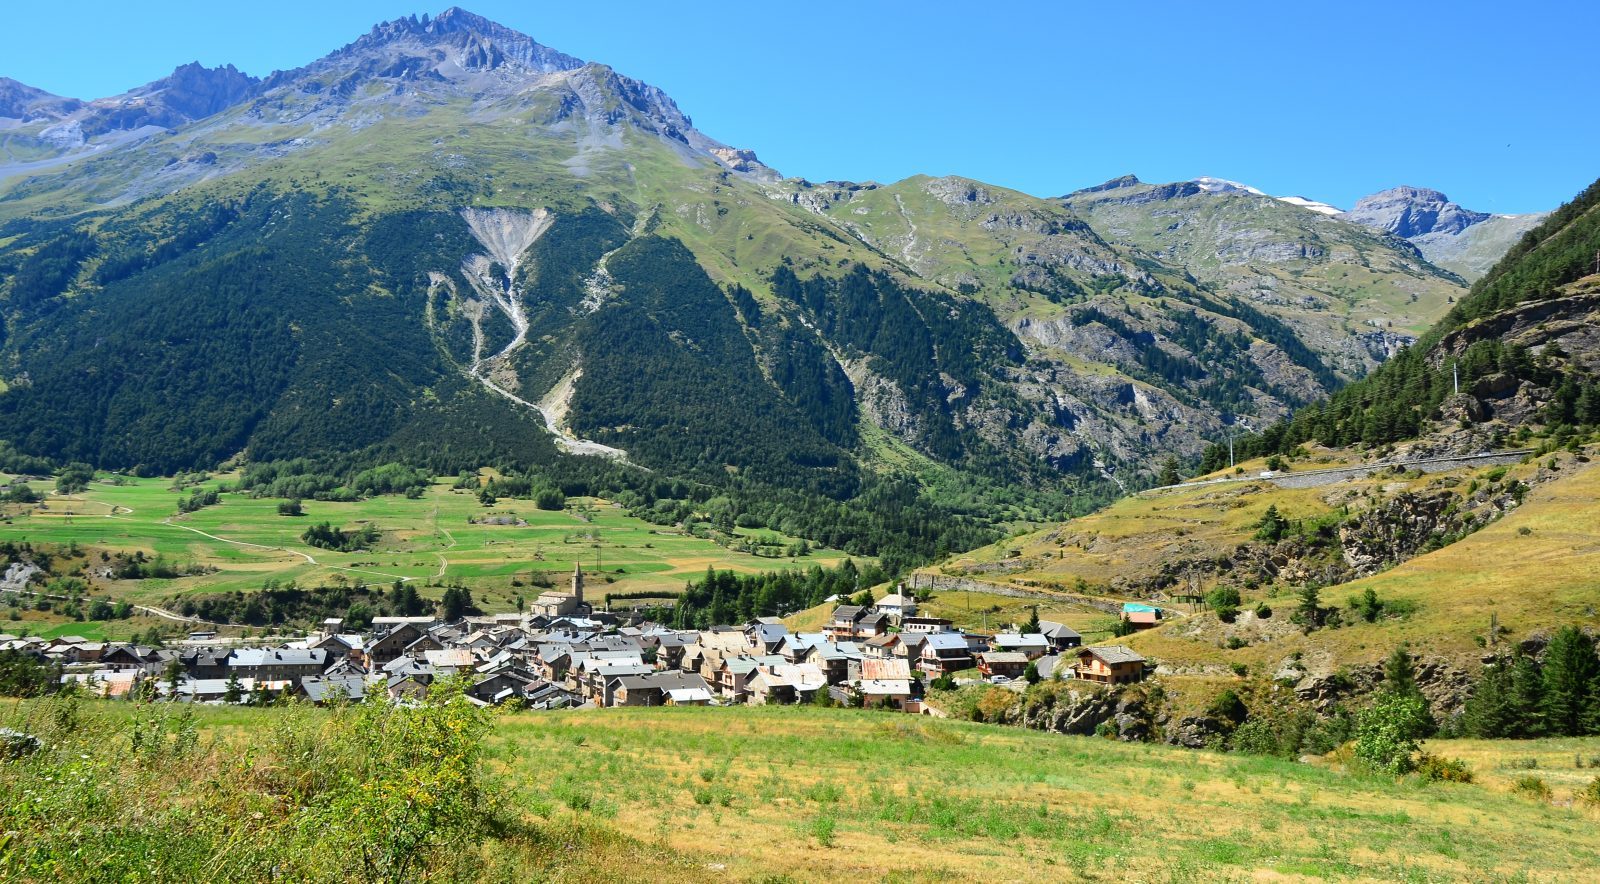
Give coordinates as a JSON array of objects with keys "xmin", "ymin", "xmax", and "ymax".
[{"xmin": 1128, "ymin": 449, "xmax": 1600, "ymax": 674}]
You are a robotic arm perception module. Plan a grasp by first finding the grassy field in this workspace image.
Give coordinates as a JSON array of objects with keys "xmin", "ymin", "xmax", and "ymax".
[
  {"xmin": 0, "ymin": 475, "xmax": 856, "ymax": 610},
  {"xmin": 8, "ymin": 698, "xmax": 1600, "ymax": 881},
  {"xmin": 1429, "ymin": 736, "xmax": 1600, "ymax": 805},
  {"xmin": 497, "ymin": 706, "xmax": 1600, "ymax": 881}
]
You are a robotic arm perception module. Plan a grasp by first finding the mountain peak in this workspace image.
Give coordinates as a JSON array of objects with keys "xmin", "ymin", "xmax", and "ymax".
[
  {"xmin": 1191, "ymin": 176, "xmax": 1265, "ymax": 196},
  {"xmin": 1341, "ymin": 186, "xmax": 1489, "ymax": 238},
  {"xmin": 323, "ymin": 7, "xmax": 584, "ymax": 77},
  {"xmin": 0, "ymin": 77, "xmax": 79, "ymax": 121},
  {"xmin": 1070, "ymin": 174, "xmax": 1141, "ymax": 196}
]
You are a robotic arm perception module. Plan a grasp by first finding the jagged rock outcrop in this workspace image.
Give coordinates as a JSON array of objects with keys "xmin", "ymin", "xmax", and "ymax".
[
  {"xmin": 1165, "ymin": 714, "xmax": 1229, "ymax": 749},
  {"xmin": 1016, "ymin": 684, "xmax": 1120, "ymax": 735},
  {"xmin": 1339, "ymin": 491, "xmax": 1460, "ymax": 577},
  {"xmin": 1293, "ymin": 656, "xmax": 1474, "ymax": 719}
]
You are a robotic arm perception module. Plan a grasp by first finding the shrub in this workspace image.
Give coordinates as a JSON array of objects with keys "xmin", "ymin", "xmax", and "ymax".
[
  {"xmin": 1208, "ymin": 690, "xmax": 1248, "ymax": 725},
  {"xmin": 975, "ymin": 686, "xmax": 1016, "ymax": 723},
  {"xmin": 1511, "ymin": 775, "xmax": 1552, "ymax": 801},
  {"xmin": 1351, "ymin": 588, "xmax": 1383, "ymax": 623},
  {"xmin": 0, "ymin": 680, "xmax": 502, "ymax": 881},
  {"xmin": 809, "ymin": 813, "xmax": 837, "ymax": 847},
  {"xmin": 1253, "ymin": 603, "xmax": 1272, "ymax": 619},
  {"xmin": 1207, "ymin": 586, "xmax": 1242, "ymax": 622},
  {"xmin": 1579, "ymin": 777, "xmax": 1600, "ymax": 807},
  {"xmin": 1415, "ymin": 754, "xmax": 1474, "ymax": 783}
]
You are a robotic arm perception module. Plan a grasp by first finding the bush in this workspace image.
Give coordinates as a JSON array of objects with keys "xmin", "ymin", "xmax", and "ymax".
[
  {"xmin": 809, "ymin": 813, "xmax": 837, "ymax": 847},
  {"xmin": 1353, "ymin": 691, "xmax": 1431, "ymax": 774},
  {"xmin": 0, "ymin": 680, "xmax": 503, "ymax": 880},
  {"xmin": 1512, "ymin": 775, "xmax": 1552, "ymax": 801},
  {"xmin": 1415, "ymin": 754, "xmax": 1474, "ymax": 783},
  {"xmin": 1207, "ymin": 586, "xmax": 1242, "ymax": 622},
  {"xmin": 1253, "ymin": 603, "xmax": 1272, "ymax": 619},
  {"xmin": 1579, "ymin": 776, "xmax": 1600, "ymax": 807},
  {"xmin": 1208, "ymin": 690, "xmax": 1247, "ymax": 725}
]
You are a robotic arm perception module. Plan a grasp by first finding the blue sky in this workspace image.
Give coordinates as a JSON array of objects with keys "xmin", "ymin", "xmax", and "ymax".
[{"xmin": 5, "ymin": 0, "xmax": 1593, "ymax": 213}]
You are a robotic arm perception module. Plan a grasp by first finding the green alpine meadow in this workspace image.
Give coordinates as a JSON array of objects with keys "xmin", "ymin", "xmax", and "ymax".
[{"xmin": 1, "ymin": 5, "xmax": 1598, "ymax": 882}]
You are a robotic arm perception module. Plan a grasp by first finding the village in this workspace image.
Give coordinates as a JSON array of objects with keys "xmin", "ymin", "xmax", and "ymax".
[{"xmin": 2, "ymin": 564, "xmax": 1151, "ymax": 711}]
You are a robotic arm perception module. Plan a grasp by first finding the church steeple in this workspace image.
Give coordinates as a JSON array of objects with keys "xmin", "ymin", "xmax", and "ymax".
[{"xmin": 571, "ymin": 561, "xmax": 584, "ymax": 606}]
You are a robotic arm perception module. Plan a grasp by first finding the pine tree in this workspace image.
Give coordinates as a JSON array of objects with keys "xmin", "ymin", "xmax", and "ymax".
[
  {"xmin": 1157, "ymin": 457, "xmax": 1181, "ymax": 486},
  {"xmin": 1381, "ymin": 645, "xmax": 1435, "ymax": 736},
  {"xmin": 1461, "ymin": 657, "xmax": 1517, "ymax": 738},
  {"xmin": 441, "ymin": 586, "xmax": 467, "ymax": 622},
  {"xmin": 1510, "ymin": 655, "xmax": 1547, "ymax": 738},
  {"xmin": 1384, "ymin": 645, "xmax": 1419, "ymax": 697},
  {"xmin": 1255, "ymin": 505, "xmax": 1288, "ymax": 542},
  {"xmin": 163, "ymin": 658, "xmax": 184, "ymax": 698},
  {"xmin": 223, "ymin": 671, "xmax": 243, "ymax": 705},
  {"xmin": 1541, "ymin": 626, "xmax": 1600, "ymax": 736},
  {"xmin": 1294, "ymin": 583, "xmax": 1322, "ymax": 629},
  {"xmin": 1025, "ymin": 605, "xmax": 1041, "ymax": 635}
]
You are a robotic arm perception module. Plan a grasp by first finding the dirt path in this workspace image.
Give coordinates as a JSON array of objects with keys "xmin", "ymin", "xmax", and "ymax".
[
  {"xmin": 431, "ymin": 506, "xmax": 455, "ymax": 581},
  {"xmin": 1152, "ymin": 449, "xmax": 1534, "ymax": 493}
]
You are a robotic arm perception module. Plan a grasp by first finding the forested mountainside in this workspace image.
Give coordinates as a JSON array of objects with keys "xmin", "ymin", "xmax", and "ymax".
[{"xmin": 0, "ymin": 8, "xmax": 1481, "ymax": 566}]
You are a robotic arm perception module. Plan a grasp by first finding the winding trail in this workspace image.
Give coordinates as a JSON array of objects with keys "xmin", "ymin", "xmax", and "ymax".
[{"xmin": 430, "ymin": 506, "xmax": 456, "ymax": 581}]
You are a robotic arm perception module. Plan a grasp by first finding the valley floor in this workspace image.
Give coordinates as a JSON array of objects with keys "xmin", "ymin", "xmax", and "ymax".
[{"xmin": 0, "ymin": 474, "xmax": 855, "ymax": 613}]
